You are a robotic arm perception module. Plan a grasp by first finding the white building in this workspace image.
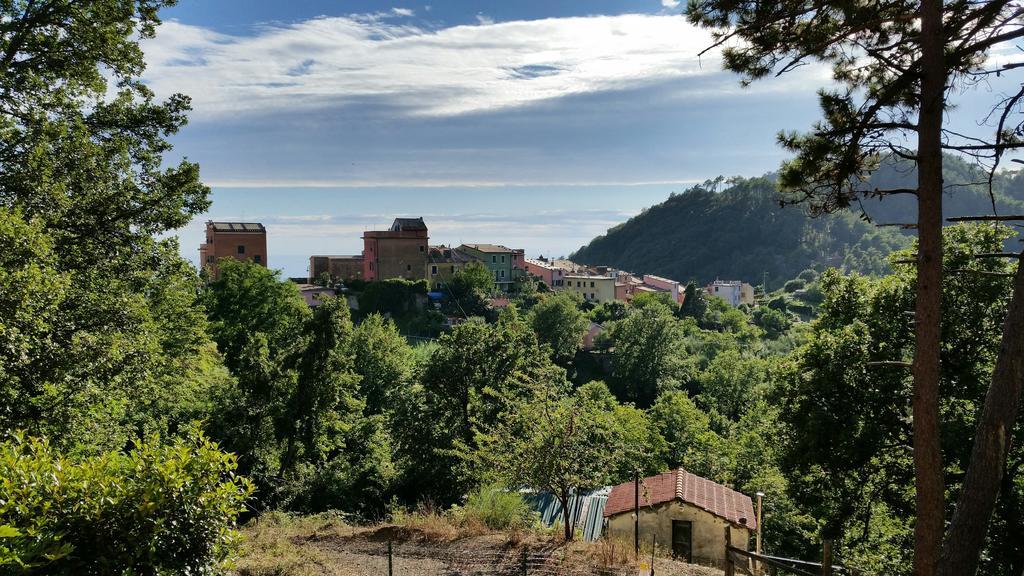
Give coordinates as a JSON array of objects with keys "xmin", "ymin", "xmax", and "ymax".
[{"xmin": 705, "ymin": 280, "xmax": 755, "ymax": 307}]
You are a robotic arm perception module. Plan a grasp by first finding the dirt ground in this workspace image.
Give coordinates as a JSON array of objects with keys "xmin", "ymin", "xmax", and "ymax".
[{"xmin": 232, "ymin": 515, "xmax": 724, "ymax": 576}]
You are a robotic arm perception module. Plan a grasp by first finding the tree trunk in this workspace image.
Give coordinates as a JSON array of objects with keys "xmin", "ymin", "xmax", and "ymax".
[
  {"xmin": 560, "ymin": 493, "xmax": 574, "ymax": 541},
  {"xmin": 913, "ymin": 2, "xmax": 946, "ymax": 575},
  {"xmin": 938, "ymin": 255, "xmax": 1024, "ymax": 575}
]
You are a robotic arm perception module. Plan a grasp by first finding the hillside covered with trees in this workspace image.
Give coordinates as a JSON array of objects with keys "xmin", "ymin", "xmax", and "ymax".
[{"xmin": 572, "ymin": 156, "xmax": 1024, "ymax": 285}]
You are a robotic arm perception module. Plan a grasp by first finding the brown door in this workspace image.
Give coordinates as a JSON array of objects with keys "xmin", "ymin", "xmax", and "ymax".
[{"xmin": 672, "ymin": 520, "xmax": 692, "ymax": 562}]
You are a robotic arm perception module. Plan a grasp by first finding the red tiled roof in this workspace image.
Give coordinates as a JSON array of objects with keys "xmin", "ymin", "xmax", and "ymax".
[{"xmin": 603, "ymin": 468, "xmax": 756, "ymax": 530}]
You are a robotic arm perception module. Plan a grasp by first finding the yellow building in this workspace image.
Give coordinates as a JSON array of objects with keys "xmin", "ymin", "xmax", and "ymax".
[
  {"xmin": 604, "ymin": 468, "xmax": 754, "ymax": 566},
  {"xmin": 425, "ymin": 245, "xmax": 476, "ymax": 290},
  {"xmin": 562, "ymin": 273, "xmax": 617, "ymax": 303}
]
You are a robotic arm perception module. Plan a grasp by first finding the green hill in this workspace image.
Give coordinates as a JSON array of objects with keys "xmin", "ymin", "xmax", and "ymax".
[{"xmin": 571, "ymin": 157, "xmax": 1024, "ymax": 286}]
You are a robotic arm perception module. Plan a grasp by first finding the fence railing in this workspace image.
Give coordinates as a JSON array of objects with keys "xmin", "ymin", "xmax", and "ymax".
[
  {"xmin": 724, "ymin": 527, "xmax": 865, "ymax": 576},
  {"xmin": 376, "ymin": 541, "xmax": 635, "ymax": 576}
]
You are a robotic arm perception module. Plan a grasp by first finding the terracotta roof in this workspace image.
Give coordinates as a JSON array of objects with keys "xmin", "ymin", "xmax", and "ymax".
[
  {"xmin": 461, "ymin": 243, "xmax": 515, "ymax": 253},
  {"xmin": 603, "ymin": 468, "xmax": 756, "ymax": 530}
]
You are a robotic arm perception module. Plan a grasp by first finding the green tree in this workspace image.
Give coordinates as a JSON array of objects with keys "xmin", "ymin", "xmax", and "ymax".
[
  {"xmin": 351, "ymin": 313, "xmax": 414, "ymax": 416},
  {"xmin": 697, "ymin": 350, "xmax": 769, "ymax": 423},
  {"xmin": 687, "ymin": 1, "xmax": 1024, "ymax": 571},
  {"xmin": 777, "ymin": 225, "xmax": 1022, "ymax": 574},
  {"xmin": 648, "ymin": 391, "xmax": 727, "ymax": 480},
  {"xmin": 604, "ymin": 302, "xmax": 686, "ymax": 407},
  {"xmin": 529, "ymin": 292, "xmax": 589, "ymax": 364},
  {"xmin": 396, "ymin": 308, "xmax": 565, "ymax": 504},
  {"xmin": 484, "ymin": 384, "xmax": 626, "ymax": 541},
  {"xmin": 281, "ymin": 296, "xmax": 362, "ymax": 476}
]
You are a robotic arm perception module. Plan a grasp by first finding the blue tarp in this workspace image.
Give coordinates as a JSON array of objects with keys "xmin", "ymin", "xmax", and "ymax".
[
  {"xmin": 523, "ymin": 489, "xmax": 609, "ymax": 541},
  {"xmin": 427, "ymin": 291, "xmax": 445, "ymax": 300}
]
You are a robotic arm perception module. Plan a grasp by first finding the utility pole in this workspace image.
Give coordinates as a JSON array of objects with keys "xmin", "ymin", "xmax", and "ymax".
[
  {"xmin": 634, "ymin": 471, "xmax": 640, "ymax": 559},
  {"xmin": 756, "ymin": 491, "xmax": 765, "ymax": 575}
]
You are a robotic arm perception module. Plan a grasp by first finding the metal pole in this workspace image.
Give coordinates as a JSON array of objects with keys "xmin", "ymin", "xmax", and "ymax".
[
  {"xmin": 387, "ymin": 541, "xmax": 393, "ymax": 576},
  {"xmin": 651, "ymin": 534, "xmax": 656, "ymax": 576},
  {"xmin": 634, "ymin": 472, "xmax": 640, "ymax": 559},
  {"xmin": 756, "ymin": 491, "xmax": 764, "ymax": 575}
]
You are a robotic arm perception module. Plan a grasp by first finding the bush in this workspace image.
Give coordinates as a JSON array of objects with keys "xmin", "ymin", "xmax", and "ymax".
[
  {"xmin": 783, "ymin": 278, "xmax": 806, "ymax": 293},
  {"xmin": 0, "ymin": 431, "xmax": 252, "ymax": 574},
  {"xmin": 456, "ymin": 485, "xmax": 538, "ymax": 532}
]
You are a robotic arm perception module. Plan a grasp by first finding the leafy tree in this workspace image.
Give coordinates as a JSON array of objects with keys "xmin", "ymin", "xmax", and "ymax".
[
  {"xmin": 783, "ymin": 279, "xmax": 805, "ymax": 293},
  {"xmin": 483, "ymin": 384, "xmax": 625, "ymax": 541},
  {"xmin": 777, "ymin": 225, "xmax": 1021, "ymax": 574},
  {"xmin": 529, "ymin": 292, "xmax": 589, "ymax": 364},
  {"xmin": 590, "ymin": 300, "xmax": 628, "ymax": 324},
  {"xmin": 648, "ymin": 391, "xmax": 727, "ymax": 480},
  {"xmin": 351, "ymin": 313, "xmax": 414, "ymax": 416},
  {"xmin": 604, "ymin": 302, "xmax": 686, "ymax": 408},
  {"xmin": 697, "ymin": 350, "xmax": 769, "ymax": 423},
  {"xmin": 752, "ymin": 306, "xmax": 792, "ymax": 339},
  {"xmin": 678, "ymin": 282, "xmax": 709, "ymax": 320},
  {"xmin": 396, "ymin": 308, "xmax": 565, "ymax": 504},
  {"xmin": 281, "ymin": 296, "xmax": 362, "ymax": 476},
  {"xmin": 687, "ymin": 0, "xmax": 1024, "ymax": 570}
]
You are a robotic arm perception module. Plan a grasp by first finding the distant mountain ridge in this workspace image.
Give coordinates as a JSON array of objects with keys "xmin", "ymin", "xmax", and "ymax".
[{"xmin": 571, "ymin": 156, "xmax": 1024, "ymax": 286}]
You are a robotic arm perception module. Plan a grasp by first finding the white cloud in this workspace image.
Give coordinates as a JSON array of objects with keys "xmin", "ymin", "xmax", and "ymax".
[
  {"xmin": 662, "ymin": 0, "xmax": 681, "ymax": 8},
  {"xmin": 475, "ymin": 13, "xmax": 494, "ymax": 25},
  {"xmin": 391, "ymin": 7, "xmax": 414, "ymax": 17},
  {"xmin": 141, "ymin": 13, "xmax": 727, "ymax": 118}
]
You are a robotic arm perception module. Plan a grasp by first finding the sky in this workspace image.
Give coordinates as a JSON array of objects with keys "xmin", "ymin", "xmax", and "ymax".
[{"xmin": 149, "ymin": 0, "xmax": 1024, "ymax": 277}]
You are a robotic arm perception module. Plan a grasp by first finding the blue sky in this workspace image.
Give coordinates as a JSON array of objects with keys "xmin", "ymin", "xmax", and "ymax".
[{"xmin": 151, "ymin": 1, "xmax": 1024, "ymax": 277}]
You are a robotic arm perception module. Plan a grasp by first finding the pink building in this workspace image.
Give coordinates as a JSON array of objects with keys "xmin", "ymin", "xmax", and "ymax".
[
  {"xmin": 642, "ymin": 274, "xmax": 685, "ymax": 304},
  {"xmin": 524, "ymin": 257, "xmax": 567, "ymax": 288}
]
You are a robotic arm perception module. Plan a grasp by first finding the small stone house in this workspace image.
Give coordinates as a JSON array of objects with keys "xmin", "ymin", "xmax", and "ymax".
[{"xmin": 603, "ymin": 468, "xmax": 755, "ymax": 566}]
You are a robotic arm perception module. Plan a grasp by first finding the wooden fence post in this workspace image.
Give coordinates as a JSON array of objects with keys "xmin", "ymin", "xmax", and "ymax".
[
  {"xmin": 387, "ymin": 541, "xmax": 393, "ymax": 576},
  {"xmin": 724, "ymin": 526, "xmax": 735, "ymax": 576},
  {"xmin": 820, "ymin": 539, "xmax": 833, "ymax": 576}
]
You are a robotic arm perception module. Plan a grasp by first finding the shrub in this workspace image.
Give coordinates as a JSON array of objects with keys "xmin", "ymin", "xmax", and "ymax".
[
  {"xmin": 0, "ymin": 431, "xmax": 252, "ymax": 574},
  {"xmin": 783, "ymin": 278, "xmax": 806, "ymax": 293},
  {"xmin": 457, "ymin": 485, "xmax": 538, "ymax": 532}
]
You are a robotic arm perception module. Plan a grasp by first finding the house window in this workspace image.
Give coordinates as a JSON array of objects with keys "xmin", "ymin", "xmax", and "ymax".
[
  {"xmin": 492, "ymin": 255, "xmax": 497, "ymax": 263},
  {"xmin": 253, "ymin": 255, "xmax": 262, "ymax": 264},
  {"xmin": 419, "ymin": 245, "xmax": 425, "ymax": 252},
  {"xmin": 370, "ymin": 262, "xmax": 374, "ymax": 271},
  {"xmin": 431, "ymin": 265, "xmax": 438, "ymax": 275},
  {"xmin": 715, "ymin": 286, "xmax": 719, "ymax": 292},
  {"xmin": 501, "ymin": 255, "xmax": 505, "ymax": 263},
  {"xmin": 206, "ymin": 256, "xmax": 214, "ymax": 264},
  {"xmin": 500, "ymin": 270, "xmax": 505, "ymax": 278},
  {"xmin": 237, "ymin": 245, "xmax": 245, "ymax": 255},
  {"xmin": 407, "ymin": 264, "xmax": 412, "ymax": 272},
  {"xmin": 495, "ymin": 271, "xmax": 500, "ymax": 280},
  {"xmin": 590, "ymin": 281, "xmax": 595, "ymax": 288}
]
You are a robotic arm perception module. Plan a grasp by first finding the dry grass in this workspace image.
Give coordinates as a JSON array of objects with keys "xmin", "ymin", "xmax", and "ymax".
[{"xmin": 231, "ymin": 512, "xmax": 723, "ymax": 576}]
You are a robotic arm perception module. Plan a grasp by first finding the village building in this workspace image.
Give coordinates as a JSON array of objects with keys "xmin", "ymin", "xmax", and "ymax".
[
  {"xmin": 524, "ymin": 257, "xmax": 567, "ymax": 288},
  {"xmin": 604, "ymin": 468, "xmax": 755, "ymax": 566},
  {"xmin": 425, "ymin": 245, "xmax": 476, "ymax": 290},
  {"xmin": 296, "ymin": 284, "xmax": 336, "ymax": 307},
  {"xmin": 308, "ymin": 255, "xmax": 364, "ymax": 284},
  {"xmin": 458, "ymin": 243, "xmax": 525, "ymax": 292},
  {"xmin": 563, "ymin": 271, "xmax": 618, "ymax": 303},
  {"xmin": 362, "ymin": 217, "xmax": 430, "ymax": 282},
  {"xmin": 198, "ymin": 221, "xmax": 267, "ymax": 281},
  {"xmin": 705, "ymin": 280, "xmax": 756, "ymax": 307},
  {"xmin": 643, "ymin": 274, "xmax": 686, "ymax": 304}
]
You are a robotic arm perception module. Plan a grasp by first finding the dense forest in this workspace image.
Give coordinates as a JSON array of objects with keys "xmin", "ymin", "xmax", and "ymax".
[
  {"xmin": 1, "ymin": 2, "xmax": 1023, "ymax": 576},
  {"xmin": 572, "ymin": 156, "xmax": 1024, "ymax": 286}
]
